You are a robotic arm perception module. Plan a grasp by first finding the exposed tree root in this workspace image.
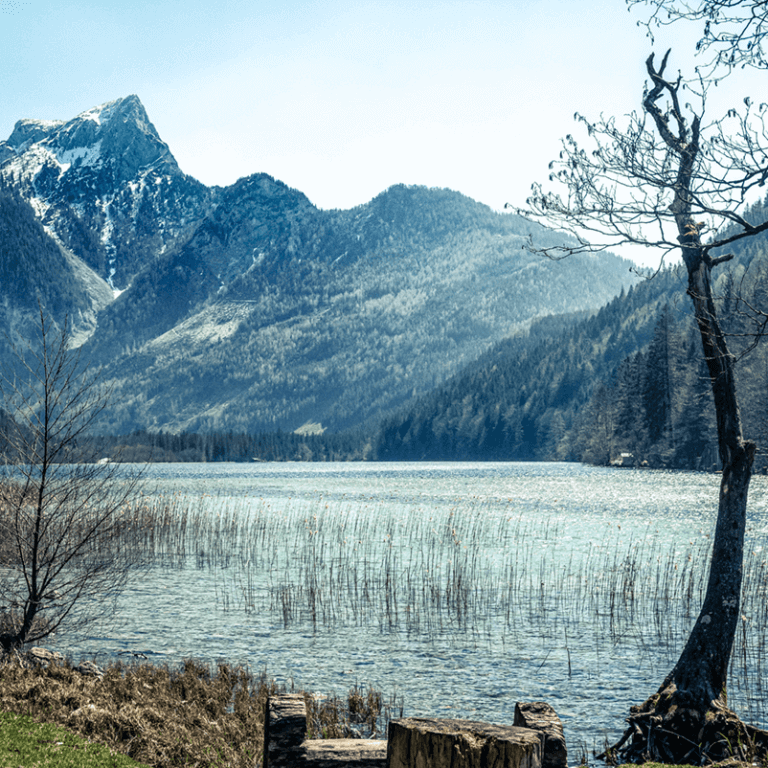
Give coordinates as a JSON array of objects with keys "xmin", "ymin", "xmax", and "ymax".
[{"xmin": 598, "ymin": 683, "xmax": 768, "ymax": 765}]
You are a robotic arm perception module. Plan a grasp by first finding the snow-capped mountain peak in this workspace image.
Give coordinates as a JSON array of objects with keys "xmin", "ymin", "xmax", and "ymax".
[
  {"xmin": 0, "ymin": 96, "xmax": 212, "ymax": 290},
  {"xmin": 5, "ymin": 118, "xmax": 64, "ymax": 152}
]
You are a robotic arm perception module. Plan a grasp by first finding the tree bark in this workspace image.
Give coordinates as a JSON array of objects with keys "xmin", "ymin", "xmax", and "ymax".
[
  {"xmin": 609, "ymin": 227, "xmax": 757, "ymax": 766},
  {"xmin": 665, "ymin": 249, "xmax": 755, "ymax": 704},
  {"xmin": 604, "ymin": 248, "xmax": 757, "ymax": 764}
]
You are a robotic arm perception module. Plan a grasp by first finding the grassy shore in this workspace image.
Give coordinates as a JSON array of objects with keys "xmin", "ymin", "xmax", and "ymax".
[
  {"xmin": 0, "ymin": 710, "xmax": 153, "ymax": 768},
  {"xmin": 0, "ymin": 656, "xmax": 737, "ymax": 768},
  {"xmin": 0, "ymin": 654, "xmax": 393, "ymax": 768},
  {"xmin": 0, "ymin": 712, "xmax": 706, "ymax": 768},
  {"xmin": 0, "ymin": 656, "xmax": 266, "ymax": 768}
]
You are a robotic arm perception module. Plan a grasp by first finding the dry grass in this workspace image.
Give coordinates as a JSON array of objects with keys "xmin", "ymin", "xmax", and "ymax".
[
  {"xmin": 0, "ymin": 656, "xmax": 271, "ymax": 768},
  {"xmin": 0, "ymin": 654, "xmax": 394, "ymax": 768},
  {"xmin": 306, "ymin": 682, "xmax": 403, "ymax": 740}
]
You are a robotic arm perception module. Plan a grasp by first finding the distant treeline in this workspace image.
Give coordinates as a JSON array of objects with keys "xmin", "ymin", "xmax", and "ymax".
[
  {"xmin": 86, "ymin": 273, "xmax": 765, "ymax": 470},
  {"xmin": 86, "ymin": 429, "xmax": 370, "ymax": 463}
]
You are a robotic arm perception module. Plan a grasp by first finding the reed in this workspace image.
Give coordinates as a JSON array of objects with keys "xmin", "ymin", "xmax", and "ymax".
[
  {"xmin": 306, "ymin": 683, "xmax": 404, "ymax": 739},
  {"xmin": 102, "ymin": 488, "xmax": 768, "ymax": 729}
]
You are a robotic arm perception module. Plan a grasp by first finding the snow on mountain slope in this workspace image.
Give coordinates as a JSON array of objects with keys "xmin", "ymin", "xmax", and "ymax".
[{"xmin": 0, "ymin": 96, "xmax": 214, "ymax": 290}]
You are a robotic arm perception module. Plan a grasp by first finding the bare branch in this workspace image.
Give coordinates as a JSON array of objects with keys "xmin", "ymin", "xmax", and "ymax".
[{"xmin": 629, "ymin": 0, "xmax": 768, "ymax": 73}]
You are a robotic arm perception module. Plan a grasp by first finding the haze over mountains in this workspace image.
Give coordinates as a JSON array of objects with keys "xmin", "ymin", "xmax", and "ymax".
[{"xmin": 0, "ymin": 95, "xmax": 637, "ymax": 435}]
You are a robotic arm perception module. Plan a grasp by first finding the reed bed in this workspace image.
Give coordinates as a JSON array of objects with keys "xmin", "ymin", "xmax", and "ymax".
[{"xmin": 108, "ymin": 488, "xmax": 768, "ymax": 729}]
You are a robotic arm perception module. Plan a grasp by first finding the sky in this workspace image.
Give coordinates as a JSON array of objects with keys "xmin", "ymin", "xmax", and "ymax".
[{"xmin": 0, "ymin": 0, "xmax": 760, "ymax": 264}]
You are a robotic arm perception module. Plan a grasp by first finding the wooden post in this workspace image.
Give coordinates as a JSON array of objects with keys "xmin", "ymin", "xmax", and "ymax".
[
  {"xmin": 264, "ymin": 693, "xmax": 307, "ymax": 768},
  {"xmin": 513, "ymin": 702, "xmax": 567, "ymax": 768}
]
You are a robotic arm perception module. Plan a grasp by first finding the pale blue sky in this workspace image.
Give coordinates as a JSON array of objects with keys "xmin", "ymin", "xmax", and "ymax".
[{"xmin": 0, "ymin": 0, "xmax": 747, "ymax": 224}]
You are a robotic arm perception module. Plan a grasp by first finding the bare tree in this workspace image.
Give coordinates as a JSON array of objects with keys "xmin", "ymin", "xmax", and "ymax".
[
  {"xmin": 0, "ymin": 309, "xmax": 144, "ymax": 652},
  {"xmin": 516, "ymin": 48, "xmax": 768, "ymax": 762}
]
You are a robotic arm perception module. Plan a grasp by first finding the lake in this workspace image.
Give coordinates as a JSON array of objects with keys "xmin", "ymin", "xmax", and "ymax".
[{"xmin": 50, "ymin": 461, "xmax": 768, "ymax": 755}]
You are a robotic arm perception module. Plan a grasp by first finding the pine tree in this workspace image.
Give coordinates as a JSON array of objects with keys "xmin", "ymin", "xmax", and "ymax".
[{"xmin": 642, "ymin": 305, "xmax": 678, "ymax": 465}]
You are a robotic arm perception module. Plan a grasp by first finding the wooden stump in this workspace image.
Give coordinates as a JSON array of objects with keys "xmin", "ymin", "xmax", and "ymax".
[
  {"xmin": 265, "ymin": 693, "xmax": 307, "ymax": 768},
  {"xmin": 387, "ymin": 717, "xmax": 542, "ymax": 768},
  {"xmin": 513, "ymin": 702, "xmax": 567, "ymax": 768}
]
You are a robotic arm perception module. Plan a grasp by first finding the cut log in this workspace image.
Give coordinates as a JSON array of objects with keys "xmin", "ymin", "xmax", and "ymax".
[
  {"xmin": 387, "ymin": 717, "xmax": 542, "ymax": 768},
  {"xmin": 265, "ymin": 693, "xmax": 307, "ymax": 768},
  {"xmin": 302, "ymin": 738, "xmax": 387, "ymax": 766},
  {"xmin": 513, "ymin": 702, "xmax": 567, "ymax": 768}
]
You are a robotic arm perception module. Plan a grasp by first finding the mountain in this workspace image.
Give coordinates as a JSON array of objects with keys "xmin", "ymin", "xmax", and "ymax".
[
  {"xmin": 0, "ymin": 97, "xmax": 639, "ymax": 435},
  {"xmin": 0, "ymin": 96, "xmax": 213, "ymax": 291},
  {"xmin": 0, "ymin": 182, "xmax": 111, "ymax": 347},
  {"xmin": 83, "ymin": 181, "xmax": 638, "ymax": 434}
]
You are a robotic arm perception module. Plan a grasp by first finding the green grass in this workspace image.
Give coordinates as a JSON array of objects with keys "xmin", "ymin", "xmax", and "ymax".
[{"xmin": 0, "ymin": 710, "xmax": 152, "ymax": 768}]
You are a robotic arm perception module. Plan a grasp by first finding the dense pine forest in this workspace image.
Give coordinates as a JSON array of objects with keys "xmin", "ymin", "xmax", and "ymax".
[{"xmin": 373, "ymin": 268, "xmax": 687, "ymax": 464}]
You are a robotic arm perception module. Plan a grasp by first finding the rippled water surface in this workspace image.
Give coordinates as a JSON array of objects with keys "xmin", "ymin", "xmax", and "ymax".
[{"xmin": 52, "ymin": 462, "xmax": 768, "ymax": 753}]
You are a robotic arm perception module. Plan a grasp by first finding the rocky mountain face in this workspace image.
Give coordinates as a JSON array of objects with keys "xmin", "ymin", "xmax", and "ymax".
[
  {"xmin": 0, "ymin": 182, "xmax": 112, "ymax": 350},
  {"xmin": 0, "ymin": 97, "xmax": 639, "ymax": 435},
  {"xmin": 0, "ymin": 96, "xmax": 213, "ymax": 291}
]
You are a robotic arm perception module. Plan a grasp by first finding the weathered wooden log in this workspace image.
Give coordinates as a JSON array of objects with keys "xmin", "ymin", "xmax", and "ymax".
[
  {"xmin": 387, "ymin": 717, "xmax": 542, "ymax": 768},
  {"xmin": 302, "ymin": 738, "xmax": 387, "ymax": 766},
  {"xmin": 513, "ymin": 702, "xmax": 567, "ymax": 768}
]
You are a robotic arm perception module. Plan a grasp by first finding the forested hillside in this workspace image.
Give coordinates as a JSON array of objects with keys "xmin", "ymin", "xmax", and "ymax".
[
  {"xmin": 374, "ymin": 267, "xmax": 685, "ymax": 461},
  {"xmin": 374, "ymin": 197, "xmax": 768, "ymax": 470},
  {"xmin": 86, "ymin": 206, "xmax": 768, "ymax": 468},
  {"xmin": 571, "ymin": 210, "xmax": 768, "ymax": 470}
]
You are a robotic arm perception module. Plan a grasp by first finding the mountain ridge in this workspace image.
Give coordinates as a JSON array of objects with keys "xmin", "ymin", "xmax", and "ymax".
[
  {"xmin": 0, "ymin": 95, "xmax": 214, "ymax": 291},
  {"xmin": 0, "ymin": 96, "xmax": 639, "ymax": 435}
]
